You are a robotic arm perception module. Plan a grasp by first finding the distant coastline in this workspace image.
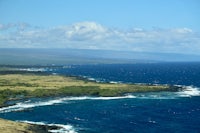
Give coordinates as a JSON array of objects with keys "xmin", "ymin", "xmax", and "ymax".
[{"xmin": 1, "ymin": 48, "xmax": 200, "ymax": 66}]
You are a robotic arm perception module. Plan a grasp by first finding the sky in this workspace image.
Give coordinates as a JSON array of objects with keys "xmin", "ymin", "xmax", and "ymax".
[{"xmin": 0, "ymin": 0, "xmax": 200, "ymax": 55}]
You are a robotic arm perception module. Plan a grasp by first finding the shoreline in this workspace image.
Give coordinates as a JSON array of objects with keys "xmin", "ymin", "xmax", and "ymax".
[
  {"xmin": 0, "ymin": 73, "xmax": 182, "ymax": 107},
  {"xmin": 0, "ymin": 69, "xmax": 182, "ymax": 133},
  {"xmin": 0, "ymin": 118, "xmax": 66, "ymax": 133},
  {"xmin": 0, "ymin": 68, "xmax": 183, "ymax": 106}
]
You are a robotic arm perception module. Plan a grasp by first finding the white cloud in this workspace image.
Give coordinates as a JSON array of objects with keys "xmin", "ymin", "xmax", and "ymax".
[{"xmin": 0, "ymin": 21, "xmax": 200, "ymax": 55}]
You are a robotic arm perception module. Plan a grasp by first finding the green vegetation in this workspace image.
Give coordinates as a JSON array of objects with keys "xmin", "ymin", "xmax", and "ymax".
[
  {"xmin": 0, "ymin": 71, "xmax": 182, "ymax": 133},
  {"xmin": 0, "ymin": 89, "xmax": 28, "ymax": 106},
  {"xmin": 0, "ymin": 73, "xmax": 181, "ymax": 107}
]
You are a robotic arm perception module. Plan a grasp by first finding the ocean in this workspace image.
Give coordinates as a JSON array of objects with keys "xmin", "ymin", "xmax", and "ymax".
[{"xmin": 0, "ymin": 63, "xmax": 200, "ymax": 133}]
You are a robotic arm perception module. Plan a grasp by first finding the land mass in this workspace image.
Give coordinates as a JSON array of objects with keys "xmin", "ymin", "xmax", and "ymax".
[
  {"xmin": 0, "ymin": 73, "xmax": 180, "ymax": 107},
  {"xmin": 1, "ymin": 48, "xmax": 200, "ymax": 65},
  {"xmin": 0, "ymin": 118, "xmax": 62, "ymax": 133},
  {"xmin": 0, "ymin": 69, "xmax": 181, "ymax": 133}
]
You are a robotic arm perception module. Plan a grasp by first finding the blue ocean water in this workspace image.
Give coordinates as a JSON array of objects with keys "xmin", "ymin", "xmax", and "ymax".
[
  {"xmin": 0, "ymin": 63, "xmax": 200, "ymax": 133},
  {"xmin": 51, "ymin": 62, "xmax": 200, "ymax": 87}
]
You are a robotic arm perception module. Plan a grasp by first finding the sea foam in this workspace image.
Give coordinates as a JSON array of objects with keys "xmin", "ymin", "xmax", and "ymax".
[
  {"xmin": 18, "ymin": 68, "xmax": 47, "ymax": 72},
  {"xmin": 0, "ymin": 86, "xmax": 199, "ymax": 113},
  {"xmin": 0, "ymin": 95, "xmax": 135, "ymax": 113},
  {"xmin": 133, "ymin": 86, "xmax": 200, "ymax": 99},
  {"xmin": 176, "ymin": 86, "xmax": 200, "ymax": 97},
  {"xmin": 0, "ymin": 98, "xmax": 68, "ymax": 113},
  {"xmin": 19, "ymin": 120, "xmax": 77, "ymax": 133}
]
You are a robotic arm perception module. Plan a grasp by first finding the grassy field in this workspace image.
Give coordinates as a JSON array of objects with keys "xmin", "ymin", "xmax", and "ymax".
[
  {"xmin": 0, "ymin": 73, "xmax": 180, "ymax": 106},
  {"xmin": 0, "ymin": 118, "xmax": 35, "ymax": 133},
  {"xmin": 0, "ymin": 118, "xmax": 61, "ymax": 133}
]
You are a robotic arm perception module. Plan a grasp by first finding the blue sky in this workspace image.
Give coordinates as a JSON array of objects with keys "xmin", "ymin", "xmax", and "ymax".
[
  {"xmin": 0, "ymin": 0, "xmax": 199, "ymax": 29},
  {"xmin": 0, "ymin": 0, "xmax": 200, "ymax": 55}
]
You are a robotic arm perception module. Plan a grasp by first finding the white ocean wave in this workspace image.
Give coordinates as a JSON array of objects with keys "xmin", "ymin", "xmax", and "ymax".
[
  {"xmin": 0, "ymin": 98, "xmax": 68, "ymax": 113},
  {"xmin": 92, "ymin": 95, "xmax": 136, "ymax": 100},
  {"xmin": 0, "ymin": 95, "xmax": 139, "ymax": 113},
  {"xmin": 175, "ymin": 86, "xmax": 200, "ymax": 97},
  {"xmin": 19, "ymin": 120, "xmax": 77, "ymax": 133},
  {"xmin": 0, "ymin": 95, "xmax": 136, "ymax": 113},
  {"xmin": 87, "ymin": 78, "xmax": 96, "ymax": 81},
  {"xmin": 136, "ymin": 86, "xmax": 200, "ymax": 99},
  {"xmin": 0, "ymin": 86, "xmax": 199, "ymax": 113},
  {"xmin": 18, "ymin": 68, "xmax": 47, "ymax": 72},
  {"xmin": 109, "ymin": 81, "xmax": 118, "ymax": 84},
  {"xmin": 66, "ymin": 95, "xmax": 136, "ymax": 100}
]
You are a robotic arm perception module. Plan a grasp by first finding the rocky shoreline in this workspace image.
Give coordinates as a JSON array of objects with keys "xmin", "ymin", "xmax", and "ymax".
[
  {"xmin": 0, "ymin": 68, "xmax": 182, "ymax": 133},
  {"xmin": 0, "ymin": 118, "xmax": 63, "ymax": 133}
]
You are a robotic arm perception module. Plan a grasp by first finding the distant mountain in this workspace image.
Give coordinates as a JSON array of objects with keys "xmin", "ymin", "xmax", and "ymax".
[{"xmin": 0, "ymin": 48, "xmax": 200, "ymax": 65}]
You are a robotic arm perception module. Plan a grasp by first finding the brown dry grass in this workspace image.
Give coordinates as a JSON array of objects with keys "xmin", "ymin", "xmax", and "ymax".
[
  {"xmin": 0, "ymin": 74, "xmax": 172, "ymax": 133},
  {"xmin": 0, "ymin": 74, "xmax": 168, "ymax": 91},
  {"xmin": 0, "ymin": 74, "xmax": 96, "ymax": 90},
  {"xmin": 0, "ymin": 118, "xmax": 33, "ymax": 133}
]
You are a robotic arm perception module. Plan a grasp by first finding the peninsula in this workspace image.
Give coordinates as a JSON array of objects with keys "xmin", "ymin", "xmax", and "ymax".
[
  {"xmin": 0, "ymin": 68, "xmax": 181, "ymax": 133},
  {"xmin": 0, "ymin": 73, "xmax": 180, "ymax": 107}
]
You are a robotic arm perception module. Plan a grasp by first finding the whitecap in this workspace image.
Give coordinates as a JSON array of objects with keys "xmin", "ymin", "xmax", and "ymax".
[
  {"xmin": 62, "ymin": 95, "xmax": 136, "ymax": 101},
  {"xmin": 94, "ymin": 95, "xmax": 136, "ymax": 100},
  {"xmin": 1, "ymin": 86, "xmax": 200, "ymax": 113},
  {"xmin": 176, "ymin": 86, "xmax": 200, "ymax": 97},
  {"xmin": 87, "ymin": 78, "xmax": 96, "ymax": 81},
  {"xmin": 109, "ymin": 81, "xmax": 118, "ymax": 84},
  {"xmin": 0, "ymin": 95, "xmax": 138, "ymax": 113},
  {"xmin": 133, "ymin": 86, "xmax": 200, "ymax": 99},
  {"xmin": 18, "ymin": 68, "xmax": 47, "ymax": 72},
  {"xmin": 0, "ymin": 98, "xmax": 68, "ymax": 113}
]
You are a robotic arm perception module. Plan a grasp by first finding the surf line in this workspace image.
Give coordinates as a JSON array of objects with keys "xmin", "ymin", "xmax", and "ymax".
[
  {"xmin": 19, "ymin": 120, "xmax": 77, "ymax": 133},
  {"xmin": 0, "ymin": 86, "xmax": 200, "ymax": 113}
]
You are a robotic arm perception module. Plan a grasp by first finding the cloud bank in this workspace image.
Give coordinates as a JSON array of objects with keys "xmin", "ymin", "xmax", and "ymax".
[{"xmin": 0, "ymin": 22, "xmax": 200, "ymax": 55}]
